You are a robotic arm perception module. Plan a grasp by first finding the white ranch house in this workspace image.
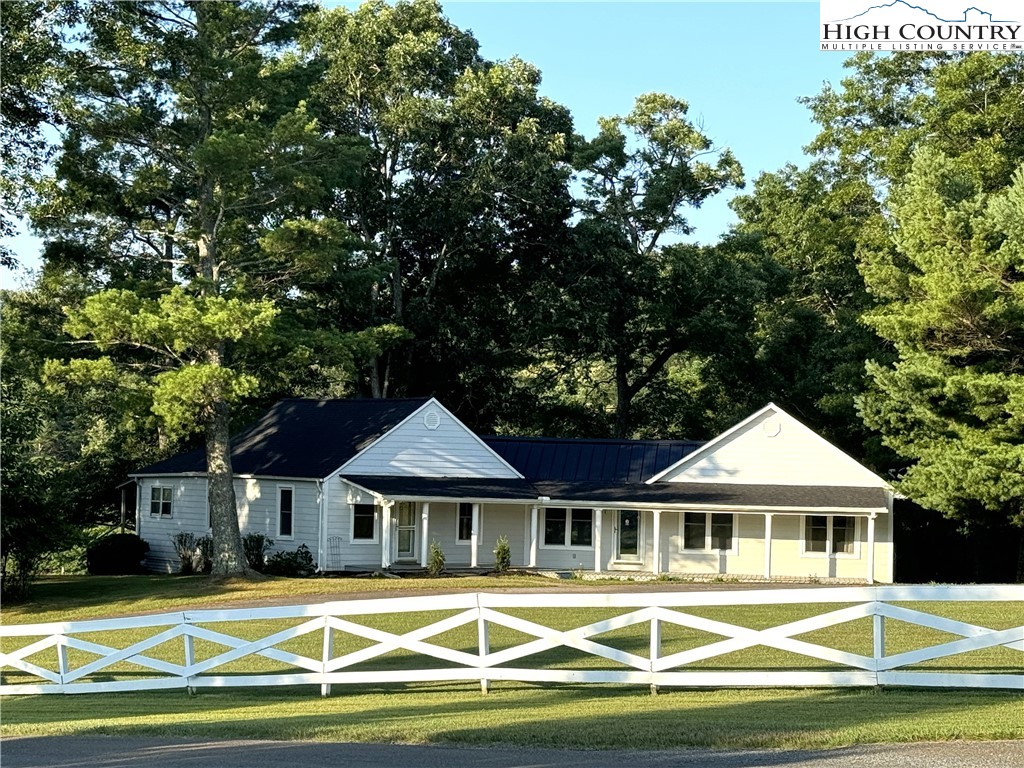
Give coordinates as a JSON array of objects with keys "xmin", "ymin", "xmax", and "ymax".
[{"xmin": 131, "ymin": 398, "xmax": 895, "ymax": 582}]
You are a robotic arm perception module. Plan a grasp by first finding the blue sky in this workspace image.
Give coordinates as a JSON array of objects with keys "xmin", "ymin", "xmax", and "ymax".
[{"xmin": 1, "ymin": 1, "xmax": 853, "ymax": 285}]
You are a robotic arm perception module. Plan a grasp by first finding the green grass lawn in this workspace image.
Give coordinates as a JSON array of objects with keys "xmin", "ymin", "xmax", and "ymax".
[{"xmin": 2, "ymin": 575, "xmax": 1022, "ymax": 749}]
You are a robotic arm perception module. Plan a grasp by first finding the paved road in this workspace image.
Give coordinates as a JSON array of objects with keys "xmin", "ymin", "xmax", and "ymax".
[{"xmin": 3, "ymin": 737, "xmax": 1023, "ymax": 768}]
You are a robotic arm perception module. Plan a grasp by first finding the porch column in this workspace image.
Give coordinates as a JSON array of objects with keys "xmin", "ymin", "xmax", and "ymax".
[
  {"xmin": 651, "ymin": 509, "xmax": 662, "ymax": 575},
  {"xmin": 470, "ymin": 502, "xmax": 480, "ymax": 568},
  {"xmin": 420, "ymin": 502, "xmax": 430, "ymax": 568},
  {"xmin": 380, "ymin": 501, "xmax": 393, "ymax": 569},
  {"xmin": 866, "ymin": 513, "xmax": 876, "ymax": 585},
  {"xmin": 763, "ymin": 513, "xmax": 773, "ymax": 580},
  {"xmin": 529, "ymin": 505, "xmax": 539, "ymax": 567},
  {"xmin": 593, "ymin": 508, "xmax": 603, "ymax": 572}
]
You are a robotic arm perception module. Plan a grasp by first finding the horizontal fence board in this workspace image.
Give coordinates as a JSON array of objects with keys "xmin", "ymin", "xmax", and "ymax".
[{"xmin": 3, "ymin": 587, "xmax": 1021, "ymax": 696}]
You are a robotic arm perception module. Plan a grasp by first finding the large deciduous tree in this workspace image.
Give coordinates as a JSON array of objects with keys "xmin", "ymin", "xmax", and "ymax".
[
  {"xmin": 305, "ymin": 0, "xmax": 575, "ymax": 423},
  {"xmin": 557, "ymin": 93, "xmax": 744, "ymax": 437},
  {"xmin": 34, "ymin": 1, "xmax": 365, "ymax": 577}
]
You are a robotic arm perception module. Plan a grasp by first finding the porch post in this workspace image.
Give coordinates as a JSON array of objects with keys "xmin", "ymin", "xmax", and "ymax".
[
  {"xmin": 866, "ymin": 513, "xmax": 876, "ymax": 585},
  {"xmin": 420, "ymin": 502, "xmax": 430, "ymax": 568},
  {"xmin": 763, "ymin": 513, "xmax": 773, "ymax": 580},
  {"xmin": 651, "ymin": 509, "xmax": 662, "ymax": 575},
  {"xmin": 593, "ymin": 508, "xmax": 603, "ymax": 572},
  {"xmin": 529, "ymin": 505, "xmax": 539, "ymax": 567},
  {"xmin": 470, "ymin": 502, "xmax": 480, "ymax": 568},
  {"xmin": 380, "ymin": 501, "xmax": 393, "ymax": 569}
]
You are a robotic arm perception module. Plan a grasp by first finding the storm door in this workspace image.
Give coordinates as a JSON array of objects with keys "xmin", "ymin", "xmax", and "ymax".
[
  {"xmin": 396, "ymin": 502, "xmax": 417, "ymax": 561},
  {"xmin": 616, "ymin": 510, "xmax": 642, "ymax": 562}
]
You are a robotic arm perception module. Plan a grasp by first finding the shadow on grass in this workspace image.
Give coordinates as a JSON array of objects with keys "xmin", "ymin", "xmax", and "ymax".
[{"xmin": 3, "ymin": 683, "xmax": 1022, "ymax": 750}]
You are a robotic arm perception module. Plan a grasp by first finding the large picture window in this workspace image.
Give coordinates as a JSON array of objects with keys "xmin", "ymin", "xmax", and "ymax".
[
  {"xmin": 457, "ymin": 503, "xmax": 473, "ymax": 543},
  {"xmin": 803, "ymin": 515, "xmax": 858, "ymax": 556},
  {"xmin": 352, "ymin": 503, "xmax": 376, "ymax": 541},
  {"xmin": 543, "ymin": 508, "xmax": 593, "ymax": 548},
  {"xmin": 150, "ymin": 486, "xmax": 172, "ymax": 517},
  {"xmin": 278, "ymin": 487, "xmax": 293, "ymax": 538},
  {"xmin": 681, "ymin": 512, "xmax": 734, "ymax": 552}
]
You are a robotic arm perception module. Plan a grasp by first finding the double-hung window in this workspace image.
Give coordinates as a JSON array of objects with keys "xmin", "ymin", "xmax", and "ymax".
[
  {"xmin": 681, "ymin": 512, "xmax": 735, "ymax": 552},
  {"xmin": 150, "ymin": 487, "xmax": 173, "ymax": 517},
  {"xmin": 278, "ymin": 487, "xmax": 294, "ymax": 539},
  {"xmin": 352, "ymin": 503, "xmax": 377, "ymax": 541},
  {"xmin": 803, "ymin": 515, "xmax": 857, "ymax": 556},
  {"xmin": 543, "ymin": 508, "xmax": 593, "ymax": 547}
]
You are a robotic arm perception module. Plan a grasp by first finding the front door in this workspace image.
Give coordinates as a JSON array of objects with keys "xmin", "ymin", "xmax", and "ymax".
[
  {"xmin": 616, "ymin": 509, "xmax": 642, "ymax": 562},
  {"xmin": 396, "ymin": 502, "xmax": 416, "ymax": 561}
]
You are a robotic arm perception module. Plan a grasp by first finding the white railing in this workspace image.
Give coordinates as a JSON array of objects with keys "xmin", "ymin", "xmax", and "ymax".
[{"xmin": 1, "ymin": 586, "xmax": 1021, "ymax": 695}]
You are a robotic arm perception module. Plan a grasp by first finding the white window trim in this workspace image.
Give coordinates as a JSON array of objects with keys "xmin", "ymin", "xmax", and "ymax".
[
  {"xmin": 800, "ymin": 514, "xmax": 861, "ymax": 559},
  {"xmin": 455, "ymin": 502, "xmax": 473, "ymax": 546},
  {"xmin": 150, "ymin": 485, "xmax": 173, "ymax": 518},
  {"xmin": 678, "ymin": 511, "xmax": 738, "ymax": 554},
  {"xmin": 539, "ymin": 508, "xmax": 595, "ymax": 550},
  {"xmin": 277, "ymin": 485, "xmax": 295, "ymax": 540},
  {"xmin": 350, "ymin": 502, "xmax": 380, "ymax": 544}
]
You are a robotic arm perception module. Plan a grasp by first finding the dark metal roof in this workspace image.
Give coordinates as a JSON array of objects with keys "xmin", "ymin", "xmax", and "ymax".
[
  {"xmin": 341, "ymin": 475, "xmax": 888, "ymax": 511},
  {"xmin": 135, "ymin": 398, "xmax": 430, "ymax": 478},
  {"xmin": 482, "ymin": 436, "xmax": 704, "ymax": 483}
]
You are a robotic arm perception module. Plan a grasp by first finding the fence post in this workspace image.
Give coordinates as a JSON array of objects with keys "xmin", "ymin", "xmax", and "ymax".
[
  {"xmin": 183, "ymin": 613, "xmax": 196, "ymax": 696},
  {"xmin": 650, "ymin": 615, "xmax": 661, "ymax": 695},
  {"xmin": 872, "ymin": 601, "xmax": 885, "ymax": 688},
  {"xmin": 56, "ymin": 636, "xmax": 69, "ymax": 694},
  {"xmin": 321, "ymin": 616, "xmax": 334, "ymax": 698},
  {"xmin": 477, "ymin": 595, "xmax": 490, "ymax": 694}
]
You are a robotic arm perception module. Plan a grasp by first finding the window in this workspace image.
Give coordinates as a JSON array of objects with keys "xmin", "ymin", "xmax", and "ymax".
[
  {"xmin": 543, "ymin": 508, "xmax": 593, "ymax": 548},
  {"xmin": 150, "ymin": 486, "xmax": 172, "ymax": 517},
  {"xmin": 457, "ymin": 503, "xmax": 473, "ymax": 543},
  {"xmin": 278, "ymin": 487, "xmax": 293, "ymax": 538},
  {"xmin": 681, "ymin": 512, "xmax": 734, "ymax": 552},
  {"xmin": 353, "ymin": 503, "xmax": 376, "ymax": 541},
  {"xmin": 803, "ymin": 515, "xmax": 858, "ymax": 556}
]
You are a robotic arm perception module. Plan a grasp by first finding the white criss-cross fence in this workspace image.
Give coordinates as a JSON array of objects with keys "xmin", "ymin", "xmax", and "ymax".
[{"xmin": 1, "ymin": 585, "xmax": 1021, "ymax": 695}]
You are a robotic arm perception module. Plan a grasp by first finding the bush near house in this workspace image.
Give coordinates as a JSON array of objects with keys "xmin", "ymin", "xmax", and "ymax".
[{"xmin": 85, "ymin": 533, "xmax": 149, "ymax": 575}]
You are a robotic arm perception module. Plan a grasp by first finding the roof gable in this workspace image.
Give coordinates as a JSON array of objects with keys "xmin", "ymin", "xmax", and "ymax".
[
  {"xmin": 647, "ymin": 403, "xmax": 888, "ymax": 488},
  {"xmin": 484, "ymin": 436, "xmax": 703, "ymax": 483},
  {"xmin": 337, "ymin": 399, "xmax": 523, "ymax": 479},
  {"xmin": 135, "ymin": 398, "xmax": 430, "ymax": 478}
]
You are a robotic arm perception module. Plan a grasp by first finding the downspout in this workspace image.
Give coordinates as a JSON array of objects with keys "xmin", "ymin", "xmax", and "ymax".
[{"xmin": 316, "ymin": 478, "xmax": 325, "ymax": 572}]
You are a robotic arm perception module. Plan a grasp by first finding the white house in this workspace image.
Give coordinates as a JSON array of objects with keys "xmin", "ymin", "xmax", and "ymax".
[{"xmin": 131, "ymin": 398, "xmax": 895, "ymax": 582}]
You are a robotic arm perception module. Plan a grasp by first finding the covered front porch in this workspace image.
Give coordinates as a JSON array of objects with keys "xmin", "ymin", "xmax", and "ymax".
[{"xmin": 335, "ymin": 476, "xmax": 892, "ymax": 583}]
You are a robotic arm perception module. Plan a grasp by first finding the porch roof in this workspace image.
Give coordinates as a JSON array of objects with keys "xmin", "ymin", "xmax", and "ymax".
[{"xmin": 340, "ymin": 475, "xmax": 888, "ymax": 513}]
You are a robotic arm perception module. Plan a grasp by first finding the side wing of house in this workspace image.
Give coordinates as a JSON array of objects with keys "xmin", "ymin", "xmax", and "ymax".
[{"xmin": 649, "ymin": 404, "xmax": 894, "ymax": 583}]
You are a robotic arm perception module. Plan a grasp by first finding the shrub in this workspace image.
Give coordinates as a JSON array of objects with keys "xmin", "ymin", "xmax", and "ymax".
[
  {"xmin": 86, "ymin": 533, "xmax": 149, "ymax": 575},
  {"xmin": 265, "ymin": 544, "xmax": 316, "ymax": 577},
  {"xmin": 493, "ymin": 535, "xmax": 511, "ymax": 574},
  {"xmin": 171, "ymin": 532, "xmax": 213, "ymax": 574},
  {"xmin": 242, "ymin": 532, "xmax": 274, "ymax": 572},
  {"xmin": 426, "ymin": 539, "xmax": 445, "ymax": 577}
]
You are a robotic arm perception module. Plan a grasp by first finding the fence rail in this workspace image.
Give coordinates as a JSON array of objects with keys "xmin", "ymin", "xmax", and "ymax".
[{"xmin": 2, "ymin": 585, "xmax": 1022, "ymax": 695}]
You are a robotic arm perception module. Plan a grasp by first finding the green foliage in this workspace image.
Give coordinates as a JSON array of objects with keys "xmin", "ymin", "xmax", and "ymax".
[
  {"xmin": 242, "ymin": 533, "xmax": 275, "ymax": 573},
  {"xmin": 492, "ymin": 536, "xmax": 511, "ymax": 574},
  {"xmin": 859, "ymin": 149, "xmax": 1024, "ymax": 535},
  {"xmin": 85, "ymin": 533, "xmax": 149, "ymax": 576},
  {"xmin": 426, "ymin": 540, "xmax": 446, "ymax": 577},
  {"xmin": 264, "ymin": 544, "xmax": 316, "ymax": 578}
]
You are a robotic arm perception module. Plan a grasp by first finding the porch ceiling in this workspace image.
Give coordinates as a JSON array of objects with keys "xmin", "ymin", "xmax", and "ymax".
[{"xmin": 340, "ymin": 475, "xmax": 888, "ymax": 513}]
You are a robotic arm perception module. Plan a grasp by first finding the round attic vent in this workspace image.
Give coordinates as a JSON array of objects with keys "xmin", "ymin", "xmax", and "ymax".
[
  {"xmin": 423, "ymin": 409, "xmax": 442, "ymax": 430},
  {"xmin": 762, "ymin": 416, "xmax": 782, "ymax": 437}
]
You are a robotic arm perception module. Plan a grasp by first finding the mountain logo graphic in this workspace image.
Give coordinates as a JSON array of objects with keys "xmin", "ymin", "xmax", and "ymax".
[{"xmin": 830, "ymin": 1, "xmax": 1016, "ymax": 24}]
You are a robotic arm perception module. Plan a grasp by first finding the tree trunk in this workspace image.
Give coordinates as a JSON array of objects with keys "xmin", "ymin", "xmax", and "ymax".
[
  {"xmin": 614, "ymin": 351, "xmax": 632, "ymax": 439},
  {"xmin": 203, "ymin": 357, "xmax": 250, "ymax": 577}
]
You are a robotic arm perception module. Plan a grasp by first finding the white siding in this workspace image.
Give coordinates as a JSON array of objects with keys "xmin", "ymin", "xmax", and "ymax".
[
  {"xmin": 322, "ymin": 480, "xmax": 382, "ymax": 570},
  {"xmin": 138, "ymin": 476, "xmax": 321, "ymax": 572},
  {"xmin": 137, "ymin": 477, "xmax": 209, "ymax": 572},
  {"xmin": 658, "ymin": 407, "xmax": 885, "ymax": 487},
  {"xmin": 341, "ymin": 405, "xmax": 519, "ymax": 478}
]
